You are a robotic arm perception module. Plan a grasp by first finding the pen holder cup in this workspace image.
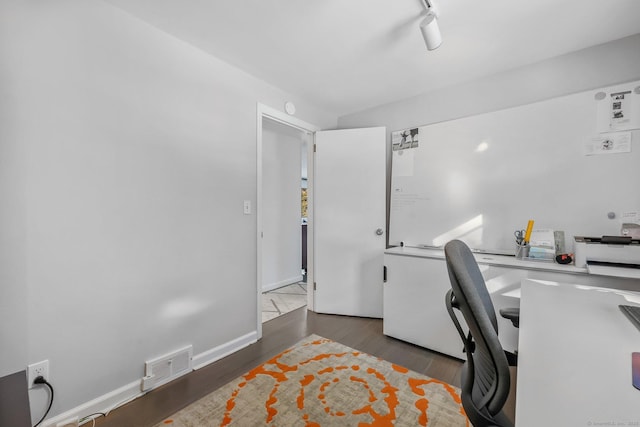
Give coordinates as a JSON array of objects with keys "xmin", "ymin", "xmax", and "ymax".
[{"xmin": 515, "ymin": 243, "xmax": 529, "ymax": 259}]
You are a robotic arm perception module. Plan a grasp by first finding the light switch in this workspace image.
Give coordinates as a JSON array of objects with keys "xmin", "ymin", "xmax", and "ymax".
[{"xmin": 243, "ymin": 200, "xmax": 251, "ymax": 214}]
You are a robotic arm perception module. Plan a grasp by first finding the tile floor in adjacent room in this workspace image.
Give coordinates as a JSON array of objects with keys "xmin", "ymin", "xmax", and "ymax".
[{"xmin": 262, "ymin": 282, "xmax": 307, "ymax": 322}]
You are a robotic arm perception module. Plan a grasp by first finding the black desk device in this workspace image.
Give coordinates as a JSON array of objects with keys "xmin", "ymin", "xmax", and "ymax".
[
  {"xmin": 633, "ymin": 352, "xmax": 640, "ymax": 391},
  {"xmin": 0, "ymin": 370, "xmax": 31, "ymax": 427}
]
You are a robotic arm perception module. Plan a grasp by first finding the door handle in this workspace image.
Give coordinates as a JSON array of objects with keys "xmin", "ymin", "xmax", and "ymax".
[{"xmin": 376, "ymin": 228, "xmax": 384, "ymax": 236}]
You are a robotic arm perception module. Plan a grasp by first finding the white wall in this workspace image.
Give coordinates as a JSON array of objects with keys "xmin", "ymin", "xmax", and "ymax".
[
  {"xmin": 0, "ymin": 66, "xmax": 28, "ymax": 378},
  {"xmin": 339, "ymin": 34, "xmax": 640, "ymax": 131},
  {"xmin": 0, "ymin": 0, "xmax": 336, "ymax": 422},
  {"xmin": 262, "ymin": 119, "xmax": 304, "ymax": 292},
  {"xmin": 337, "ymin": 34, "xmax": 640, "ymax": 246}
]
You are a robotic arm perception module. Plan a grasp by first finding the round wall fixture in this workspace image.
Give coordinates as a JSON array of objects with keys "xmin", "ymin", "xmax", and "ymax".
[
  {"xmin": 594, "ymin": 91, "xmax": 606, "ymax": 100},
  {"xmin": 284, "ymin": 101, "xmax": 296, "ymax": 115}
]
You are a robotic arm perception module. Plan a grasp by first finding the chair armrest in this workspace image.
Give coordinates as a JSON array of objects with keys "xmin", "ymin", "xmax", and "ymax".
[{"xmin": 499, "ymin": 307, "xmax": 520, "ymax": 328}]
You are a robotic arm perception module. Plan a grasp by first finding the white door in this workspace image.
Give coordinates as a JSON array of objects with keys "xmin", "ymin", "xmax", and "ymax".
[{"xmin": 313, "ymin": 127, "xmax": 386, "ymax": 317}]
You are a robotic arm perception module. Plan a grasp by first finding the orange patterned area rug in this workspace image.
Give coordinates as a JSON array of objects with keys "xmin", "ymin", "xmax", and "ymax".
[{"xmin": 156, "ymin": 335, "xmax": 468, "ymax": 426}]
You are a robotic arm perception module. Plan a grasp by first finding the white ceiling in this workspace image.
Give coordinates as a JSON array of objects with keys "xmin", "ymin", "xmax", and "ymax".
[{"xmin": 104, "ymin": 0, "xmax": 640, "ymax": 116}]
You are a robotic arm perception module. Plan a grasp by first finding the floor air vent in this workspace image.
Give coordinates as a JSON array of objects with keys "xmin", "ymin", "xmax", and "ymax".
[{"xmin": 141, "ymin": 345, "xmax": 193, "ymax": 391}]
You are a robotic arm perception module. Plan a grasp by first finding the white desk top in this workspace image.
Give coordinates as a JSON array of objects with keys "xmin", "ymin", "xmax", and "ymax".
[
  {"xmin": 385, "ymin": 246, "xmax": 589, "ymax": 274},
  {"xmin": 516, "ymin": 280, "xmax": 640, "ymax": 426}
]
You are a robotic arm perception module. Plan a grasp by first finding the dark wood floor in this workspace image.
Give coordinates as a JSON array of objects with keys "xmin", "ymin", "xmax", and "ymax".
[{"xmin": 94, "ymin": 308, "xmax": 468, "ymax": 427}]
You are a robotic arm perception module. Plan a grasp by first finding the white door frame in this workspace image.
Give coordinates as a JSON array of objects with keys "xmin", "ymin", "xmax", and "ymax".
[{"xmin": 256, "ymin": 103, "xmax": 319, "ymax": 339}]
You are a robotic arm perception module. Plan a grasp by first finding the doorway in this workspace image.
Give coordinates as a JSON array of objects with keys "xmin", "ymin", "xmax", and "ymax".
[
  {"xmin": 256, "ymin": 104, "xmax": 319, "ymax": 338},
  {"xmin": 260, "ymin": 118, "xmax": 307, "ymax": 322}
]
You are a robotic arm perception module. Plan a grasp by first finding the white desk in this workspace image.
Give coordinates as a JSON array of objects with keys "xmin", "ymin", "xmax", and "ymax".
[
  {"xmin": 383, "ymin": 247, "xmax": 640, "ymax": 359},
  {"xmin": 516, "ymin": 279, "xmax": 640, "ymax": 426}
]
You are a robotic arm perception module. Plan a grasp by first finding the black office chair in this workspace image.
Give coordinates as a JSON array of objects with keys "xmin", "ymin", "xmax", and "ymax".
[{"xmin": 444, "ymin": 239, "xmax": 516, "ymax": 427}]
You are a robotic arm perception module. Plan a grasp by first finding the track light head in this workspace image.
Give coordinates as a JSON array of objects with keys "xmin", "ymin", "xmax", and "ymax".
[
  {"xmin": 419, "ymin": 0, "xmax": 442, "ymax": 51},
  {"xmin": 420, "ymin": 11, "xmax": 442, "ymax": 50}
]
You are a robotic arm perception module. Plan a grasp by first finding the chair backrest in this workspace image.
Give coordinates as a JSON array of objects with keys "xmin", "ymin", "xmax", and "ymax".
[{"xmin": 444, "ymin": 239, "xmax": 511, "ymax": 427}]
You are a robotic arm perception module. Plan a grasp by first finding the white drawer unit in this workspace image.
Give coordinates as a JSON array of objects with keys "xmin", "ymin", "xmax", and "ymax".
[{"xmin": 383, "ymin": 247, "xmax": 640, "ymax": 359}]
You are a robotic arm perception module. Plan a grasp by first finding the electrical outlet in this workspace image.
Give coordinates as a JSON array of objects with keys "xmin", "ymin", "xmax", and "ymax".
[
  {"xmin": 27, "ymin": 359, "xmax": 49, "ymax": 389},
  {"xmin": 56, "ymin": 417, "xmax": 79, "ymax": 427}
]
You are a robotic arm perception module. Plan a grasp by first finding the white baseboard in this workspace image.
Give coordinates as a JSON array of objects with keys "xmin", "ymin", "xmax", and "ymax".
[
  {"xmin": 42, "ymin": 331, "xmax": 258, "ymax": 426},
  {"xmin": 192, "ymin": 331, "xmax": 257, "ymax": 370},
  {"xmin": 262, "ymin": 275, "xmax": 303, "ymax": 293},
  {"xmin": 43, "ymin": 380, "xmax": 142, "ymax": 427}
]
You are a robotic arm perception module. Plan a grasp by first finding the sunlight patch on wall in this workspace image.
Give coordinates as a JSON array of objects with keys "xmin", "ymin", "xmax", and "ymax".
[
  {"xmin": 432, "ymin": 214, "xmax": 483, "ymax": 247},
  {"xmin": 475, "ymin": 140, "xmax": 489, "ymax": 152},
  {"xmin": 160, "ymin": 297, "xmax": 213, "ymax": 320}
]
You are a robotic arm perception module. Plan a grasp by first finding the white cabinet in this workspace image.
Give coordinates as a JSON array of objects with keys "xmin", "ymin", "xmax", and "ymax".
[
  {"xmin": 383, "ymin": 247, "xmax": 640, "ymax": 359},
  {"xmin": 384, "ymin": 253, "xmax": 465, "ymax": 359}
]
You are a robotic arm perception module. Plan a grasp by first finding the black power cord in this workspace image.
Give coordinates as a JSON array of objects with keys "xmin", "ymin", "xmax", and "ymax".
[{"xmin": 33, "ymin": 376, "xmax": 54, "ymax": 427}]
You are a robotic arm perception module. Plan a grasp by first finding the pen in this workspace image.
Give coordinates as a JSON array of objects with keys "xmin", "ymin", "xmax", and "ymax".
[{"xmin": 524, "ymin": 220, "xmax": 534, "ymax": 243}]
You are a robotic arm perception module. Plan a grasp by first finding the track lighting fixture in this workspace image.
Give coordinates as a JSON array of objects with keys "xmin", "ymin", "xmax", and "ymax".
[{"xmin": 420, "ymin": 0, "xmax": 442, "ymax": 51}]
